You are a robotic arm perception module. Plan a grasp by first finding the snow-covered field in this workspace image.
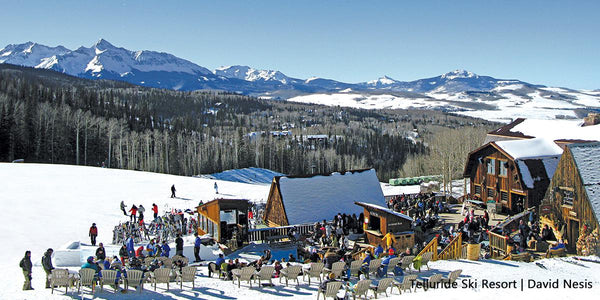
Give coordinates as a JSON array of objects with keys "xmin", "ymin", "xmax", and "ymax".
[
  {"xmin": 288, "ymin": 89, "xmax": 600, "ymax": 123},
  {"xmin": 1, "ymin": 163, "xmax": 599, "ymax": 299}
]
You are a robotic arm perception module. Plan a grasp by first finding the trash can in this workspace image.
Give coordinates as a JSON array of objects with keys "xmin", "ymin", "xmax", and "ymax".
[{"xmin": 467, "ymin": 243, "xmax": 481, "ymax": 261}]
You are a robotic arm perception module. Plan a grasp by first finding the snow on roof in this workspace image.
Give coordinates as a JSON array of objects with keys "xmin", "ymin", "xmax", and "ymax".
[
  {"xmin": 355, "ymin": 201, "xmax": 413, "ymax": 221},
  {"xmin": 499, "ymin": 119, "xmax": 600, "ymax": 142},
  {"xmin": 568, "ymin": 142, "xmax": 600, "ymax": 224},
  {"xmin": 494, "ymin": 138, "xmax": 563, "ymax": 189},
  {"xmin": 495, "ymin": 138, "xmax": 563, "ymax": 160},
  {"xmin": 278, "ymin": 169, "xmax": 386, "ymax": 225}
]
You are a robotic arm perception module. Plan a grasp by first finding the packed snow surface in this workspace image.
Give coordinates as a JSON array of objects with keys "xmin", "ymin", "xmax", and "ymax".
[{"xmin": 1, "ymin": 163, "xmax": 599, "ymax": 299}]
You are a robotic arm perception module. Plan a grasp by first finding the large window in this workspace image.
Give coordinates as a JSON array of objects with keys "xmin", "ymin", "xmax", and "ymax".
[
  {"xmin": 499, "ymin": 161, "xmax": 508, "ymax": 177},
  {"xmin": 487, "ymin": 158, "xmax": 496, "ymax": 174}
]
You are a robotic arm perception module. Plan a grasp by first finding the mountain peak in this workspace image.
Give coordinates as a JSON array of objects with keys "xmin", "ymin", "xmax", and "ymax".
[
  {"xmin": 367, "ymin": 75, "xmax": 398, "ymax": 86},
  {"xmin": 93, "ymin": 38, "xmax": 115, "ymax": 50},
  {"xmin": 441, "ymin": 69, "xmax": 477, "ymax": 79}
]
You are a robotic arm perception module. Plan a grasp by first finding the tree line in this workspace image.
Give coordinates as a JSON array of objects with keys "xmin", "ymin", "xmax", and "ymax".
[{"xmin": 0, "ymin": 64, "xmax": 496, "ymax": 181}]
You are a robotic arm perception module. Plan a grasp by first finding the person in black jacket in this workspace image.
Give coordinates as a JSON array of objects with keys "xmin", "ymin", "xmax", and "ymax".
[
  {"xmin": 119, "ymin": 244, "xmax": 129, "ymax": 265},
  {"xmin": 42, "ymin": 248, "xmax": 54, "ymax": 288},
  {"xmin": 175, "ymin": 234, "xmax": 184, "ymax": 256},
  {"xmin": 96, "ymin": 243, "xmax": 106, "ymax": 263},
  {"xmin": 20, "ymin": 250, "xmax": 33, "ymax": 290}
]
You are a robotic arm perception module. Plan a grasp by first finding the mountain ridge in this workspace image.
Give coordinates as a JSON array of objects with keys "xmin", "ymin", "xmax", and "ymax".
[{"xmin": 1, "ymin": 39, "xmax": 599, "ymax": 117}]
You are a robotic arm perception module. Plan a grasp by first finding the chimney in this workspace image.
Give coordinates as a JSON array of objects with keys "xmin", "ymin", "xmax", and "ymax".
[{"xmin": 583, "ymin": 113, "xmax": 600, "ymax": 126}]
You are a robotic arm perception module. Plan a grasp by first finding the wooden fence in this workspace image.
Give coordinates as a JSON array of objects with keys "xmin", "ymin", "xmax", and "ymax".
[
  {"xmin": 438, "ymin": 232, "xmax": 463, "ymax": 260},
  {"xmin": 417, "ymin": 236, "xmax": 438, "ymax": 261},
  {"xmin": 248, "ymin": 223, "xmax": 313, "ymax": 243},
  {"xmin": 488, "ymin": 230, "xmax": 508, "ymax": 258}
]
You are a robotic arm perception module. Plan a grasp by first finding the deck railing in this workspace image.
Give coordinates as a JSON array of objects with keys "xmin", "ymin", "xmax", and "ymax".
[
  {"xmin": 417, "ymin": 236, "xmax": 438, "ymax": 261},
  {"xmin": 488, "ymin": 230, "xmax": 508, "ymax": 257},
  {"xmin": 248, "ymin": 223, "xmax": 314, "ymax": 243},
  {"xmin": 438, "ymin": 232, "xmax": 463, "ymax": 260}
]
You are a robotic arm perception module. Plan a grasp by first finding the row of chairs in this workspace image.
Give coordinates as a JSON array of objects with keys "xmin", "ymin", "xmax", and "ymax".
[
  {"xmin": 49, "ymin": 265, "xmax": 198, "ymax": 294},
  {"xmin": 317, "ymin": 269, "xmax": 462, "ymax": 300}
]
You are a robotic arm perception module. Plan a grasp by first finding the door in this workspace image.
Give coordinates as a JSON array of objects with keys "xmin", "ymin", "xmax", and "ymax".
[{"xmin": 568, "ymin": 219, "xmax": 579, "ymax": 252}]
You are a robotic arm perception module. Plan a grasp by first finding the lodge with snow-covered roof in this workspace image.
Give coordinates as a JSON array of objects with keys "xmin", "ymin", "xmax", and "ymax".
[
  {"xmin": 263, "ymin": 168, "xmax": 387, "ymax": 227},
  {"xmin": 465, "ymin": 115, "xmax": 599, "ymax": 215},
  {"xmin": 540, "ymin": 142, "xmax": 600, "ymax": 254},
  {"xmin": 463, "ymin": 138, "xmax": 563, "ymax": 214}
]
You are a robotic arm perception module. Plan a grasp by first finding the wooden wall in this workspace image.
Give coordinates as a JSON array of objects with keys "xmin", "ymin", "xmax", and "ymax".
[
  {"xmin": 264, "ymin": 179, "xmax": 289, "ymax": 227},
  {"xmin": 468, "ymin": 146, "xmax": 526, "ymax": 213},
  {"xmin": 541, "ymin": 148, "xmax": 599, "ymax": 252}
]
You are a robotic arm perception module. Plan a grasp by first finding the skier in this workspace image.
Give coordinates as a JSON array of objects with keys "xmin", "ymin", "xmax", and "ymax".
[
  {"xmin": 171, "ymin": 184, "xmax": 176, "ymax": 198},
  {"xmin": 152, "ymin": 203, "xmax": 158, "ymax": 220},
  {"xmin": 214, "ymin": 182, "xmax": 219, "ymax": 194},
  {"xmin": 175, "ymin": 234, "xmax": 184, "ymax": 256},
  {"xmin": 126, "ymin": 235, "xmax": 135, "ymax": 257},
  {"xmin": 19, "ymin": 250, "xmax": 33, "ymax": 290},
  {"xmin": 89, "ymin": 223, "xmax": 98, "ymax": 246},
  {"xmin": 129, "ymin": 204, "xmax": 138, "ymax": 223},
  {"xmin": 194, "ymin": 233, "xmax": 202, "ymax": 262},
  {"xmin": 42, "ymin": 248, "xmax": 54, "ymax": 289},
  {"xmin": 120, "ymin": 201, "xmax": 127, "ymax": 216}
]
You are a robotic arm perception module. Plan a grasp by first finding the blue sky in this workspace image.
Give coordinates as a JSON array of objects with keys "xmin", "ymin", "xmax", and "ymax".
[{"xmin": 1, "ymin": 1, "xmax": 598, "ymax": 89}]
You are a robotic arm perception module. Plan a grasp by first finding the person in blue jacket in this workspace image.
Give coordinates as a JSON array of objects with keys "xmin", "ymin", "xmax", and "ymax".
[
  {"xmin": 208, "ymin": 253, "xmax": 225, "ymax": 277},
  {"xmin": 81, "ymin": 256, "xmax": 100, "ymax": 275},
  {"xmin": 126, "ymin": 236, "xmax": 135, "ymax": 257},
  {"xmin": 378, "ymin": 249, "xmax": 397, "ymax": 277},
  {"xmin": 161, "ymin": 240, "xmax": 171, "ymax": 257},
  {"xmin": 194, "ymin": 233, "xmax": 202, "ymax": 262},
  {"xmin": 146, "ymin": 239, "xmax": 157, "ymax": 257},
  {"xmin": 374, "ymin": 244, "xmax": 384, "ymax": 258}
]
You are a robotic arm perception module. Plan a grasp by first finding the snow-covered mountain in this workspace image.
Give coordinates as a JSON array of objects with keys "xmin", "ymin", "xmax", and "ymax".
[
  {"xmin": 1, "ymin": 39, "xmax": 599, "ymax": 122},
  {"xmin": 214, "ymin": 65, "xmax": 292, "ymax": 84}
]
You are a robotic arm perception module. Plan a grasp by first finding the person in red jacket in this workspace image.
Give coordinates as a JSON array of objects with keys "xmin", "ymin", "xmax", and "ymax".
[
  {"xmin": 129, "ymin": 204, "xmax": 138, "ymax": 223},
  {"xmin": 152, "ymin": 203, "xmax": 158, "ymax": 220},
  {"xmin": 89, "ymin": 223, "xmax": 98, "ymax": 246}
]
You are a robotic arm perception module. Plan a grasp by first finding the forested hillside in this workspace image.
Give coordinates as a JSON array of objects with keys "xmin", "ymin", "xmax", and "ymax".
[{"xmin": 0, "ymin": 64, "xmax": 497, "ymax": 181}]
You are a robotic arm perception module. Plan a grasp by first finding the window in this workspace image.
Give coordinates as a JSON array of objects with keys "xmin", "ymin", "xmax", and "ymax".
[
  {"xmin": 487, "ymin": 188, "xmax": 495, "ymax": 199},
  {"xmin": 474, "ymin": 185, "xmax": 482, "ymax": 196},
  {"xmin": 499, "ymin": 161, "xmax": 508, "ymax": 177},
  {"xmin": 487, "ymin": 158, "xmax": 496, "ymax": 174},
  {"xmin": 500, "ymin": 191, "xmax": 508, "ymax": 202},
  {"xmin": 560, "ymin": 188, "xmax": 574, "ymax": 206}
]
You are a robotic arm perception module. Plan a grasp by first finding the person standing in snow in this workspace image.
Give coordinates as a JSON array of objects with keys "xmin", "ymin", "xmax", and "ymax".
[
  {"xmin": 138, "ymin": 204, "xmax": 145, "ymax": 222},
  {"xmin": 194, "ymin": 233, "xmax": 202, "ymax": 262},
  {"xmin": 126, "ymin": 235, "xmax": 135, "ymax": 257},
  {"xmin": 19, "ymin": 250, "xmax": 33, "ymax": 290},
  {"xmin": 161, "ymin": 240, "xmax": 171, "ymax": 257},
  {"xmin": 129, "ymin": 204, "xmax": 138, "ymax": 223},
  {"xmin": 171, "ymin": 184, "xmax": 176, "ymax": 198},
  {"xmin": 89, "ymin": 223, "xmax": 98, "ymax": 246},
  {"xmin": 152, "ymin": 203, "xmax": 158, "ymax": 220},
  {"xmin": 214, "ymin": 182, "xmax": 219, "ymax": 194},
  {"xmin": 42, "ymin": 248, "xmax": 54, "ymax": 289},
  {"xmin": 120, "ymin": 201, "xmax": 127, "ymax": 216},
  {"xmin": 175, "ymin": 234, "xmax": 184, "ymax": 257}
]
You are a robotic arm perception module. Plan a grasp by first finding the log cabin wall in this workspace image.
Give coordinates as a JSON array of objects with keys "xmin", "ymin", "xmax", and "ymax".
[
  {"xmin": 542, "ymin": 148, "xmax": 599, "ymax": 252},
  {"xmin": 468, "ymin": 145, "xmax": 525, "ymax": 213}
]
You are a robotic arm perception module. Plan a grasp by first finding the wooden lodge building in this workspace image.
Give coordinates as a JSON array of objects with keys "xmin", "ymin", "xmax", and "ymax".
[
  {"xmin": 196, "ymin": 199, "xmax": 250, "ymax": 245},
  {"xmin": 465, "ymin": 116, "xmax": 599, "ymax": 215},
  {"xmin": 540, "ymin": 142, "xmax": 600, "ymax": 254},
  {"xmin": 263, "ymin": 169, "xmax": 387, "ymax": 227},
  {"xmin": 463, "ymin": 138, "xmax": 563, "ymax": 214},
  {"xmin": 355, "ymin": 201, "xmax": 415, "ymax": 250}
]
